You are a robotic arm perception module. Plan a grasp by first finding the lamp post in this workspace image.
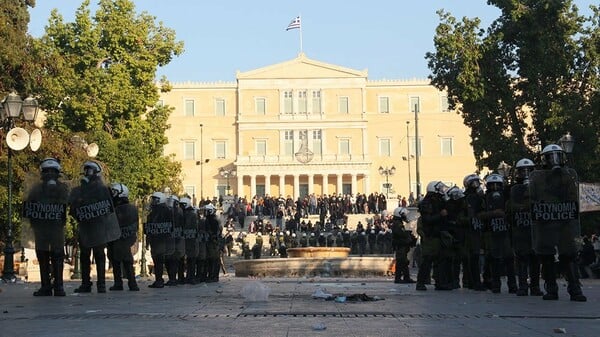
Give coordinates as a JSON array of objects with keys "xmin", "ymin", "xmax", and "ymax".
[
  {"xmin": 200, "ymin": 124, "xmax": 204, "ymax": 201},
  {"xmin": 558, "ymin": 132, "xmax": 575, "ymax": 166},
  {"xmin": 406, "ymin": 121, "xmax": 412, "ymax": 196},
  {"xmin": 219, "ymin": 167, "xmax": 236, "ymax": 196},
  {"xmin": 1, "ymin": 93, "xmax": 39, "ymax": 282},
  {"xmin": 497, "ymin": 160, "xmax": 512, "ymax": 184},
  {"xmin": 378, "ymin": 166, "xmax": 396, "ymax": 199},
  {"xmin": 413, "ymin": 102, "xmax": 422, "ymax": 200}
]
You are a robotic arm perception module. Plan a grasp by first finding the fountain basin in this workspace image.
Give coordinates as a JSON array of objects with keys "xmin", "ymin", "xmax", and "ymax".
[{"xmin": 286, "ymin": 247, "xmax": 350, "ymax": 258}]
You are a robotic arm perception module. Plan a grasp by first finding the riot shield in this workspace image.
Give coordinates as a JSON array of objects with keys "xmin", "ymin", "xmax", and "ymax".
[
  {"xmin": 529, "ymin": 168, "xmax": 579, "ymax": 255},
  {"xmin": 508, "ymin": 183, "xmax": 533, "ymax": 255}
]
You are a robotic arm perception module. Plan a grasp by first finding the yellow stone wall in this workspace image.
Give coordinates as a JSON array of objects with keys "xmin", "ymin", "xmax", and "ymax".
[{"xmin": 161, "ymin": 54, "xmax": 477, "ymax": 204}]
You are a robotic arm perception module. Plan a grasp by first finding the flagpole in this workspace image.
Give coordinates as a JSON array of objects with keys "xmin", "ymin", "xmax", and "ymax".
[{"xmin": 299, "ymin": 14, "xmax": 303, "ymax": 53}]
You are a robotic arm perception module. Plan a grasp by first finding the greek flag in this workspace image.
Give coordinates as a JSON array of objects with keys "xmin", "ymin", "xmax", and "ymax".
[{"xmin": 286, "ymin": 16, "xmax": 301, "ymax": 31}]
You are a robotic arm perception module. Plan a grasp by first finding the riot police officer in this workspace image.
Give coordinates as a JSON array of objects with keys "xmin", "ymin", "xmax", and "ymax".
[
  {"xmin": 391, "ymin": 207, "xmax": 416, "ymax": 283},
  {"xmin": 204, "ymin": 203, "xmax": 222, "ymax": 282},
  {"xmin": 23, "ymin": 158, "xmax": 69, "ymax": 296},
  {"xmin": 463, "ymin": 174, "xmax": 486, "ymax": 291},
  {"xmin": 165, "ymin": 195, "xmax": 184, "ymax": 286},
  {"xmin": 530, "ymin": 144, "xmax": 586, "ymax": 301},
  {"xmin": 69, "ymin": 161, "xmax": 121, "ymax": 293},
  {"xmin": 416, "ymin": 181, "xmax": 449, "ymax": 291},
  {"xmin": 483, "ymin": 173, "xmax": 517, "ymax": 294},
  {"xmin": 180, "ymin": 197, "xmax": 198, "ymax": 284},
  {"xmin": 145, "ymin": 191, "xmax": 172, "ymax": 288},
  {"xmin": 107, "ymin": 183, "xmax": 139, "ymax": 291},
  {"xmin": 506, "ymin": 158, "xmax": 543, "ymax": 296}
]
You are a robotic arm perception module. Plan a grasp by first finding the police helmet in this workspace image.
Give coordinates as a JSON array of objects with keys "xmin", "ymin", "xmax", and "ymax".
[
  {"xmin": 392, "ymin": 206, "xmax": 408, "ymax": 219},
  {"xmin": 82, "ymin": 161, "xmax": 102, "ymax": 176},
  {"xmin": 180, "ymin": 197, "xmax": 191, "ymax": 208},
  {"xmin": 447, "ymin": 185, "xmax": 465, "ymax": 200},
  {"xmin": 540, "ymin": 144, "xmax": 565, "ymax": 168},
  {"xmin": 40, "ymin": 158, "xmax": 61, "ymax": 172},
  {"xmin": 166, "ymin": 195, "xmax": 179, "ymax": 207},
  {"xmin": 463, "ymin": 174, "xmax": 481, "ymax": 190},
  {"xmin": 485, "ymin": 173, "xmax": 504, "ymax": 191},
  {"xmin": 514, "ymin": 158, "xmax": 535, "ymax": 182},
  {"xmin": 204, "ymin": 203, "xmax": 216, "ymax": 216},
  {"xmin": 151, "ymin": 191, "xmax": 166, "ymax": 204},
  {"xmin": 110, "ymin": 183, "xmax": 129, "ymax": 199},
  {"xmin": 426, "ymin": 181, "xmax": 449, "ymax": 195}
]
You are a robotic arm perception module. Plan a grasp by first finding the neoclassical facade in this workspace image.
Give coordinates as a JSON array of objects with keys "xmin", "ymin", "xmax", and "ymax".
[{"xmin": 161, "ymin": 53, "xmax": 477, "ymax": 202}]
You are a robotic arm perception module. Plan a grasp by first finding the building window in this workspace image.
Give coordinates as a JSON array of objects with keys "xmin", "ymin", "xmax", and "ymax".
[
  {"xmin": 339, "ymin": 97, "xmax": 349, "ymax": 114},
  {"xmin": 284, "ymin": 91, "xmax": 293, "ymax": 114},
  {"xmin": 184, "ymin": 99, "xmax": 194, "ymax": 117},
  {"xmin": 184, "ymin": 186, "xmax": 195, "ymax": 199},
  {"xmin": 298, "ymin": 90, "xmax": 307, "ymax": 114},
  {"xmin": 410, "ymin": 96, "xmax": 420, "ymax": 113},
  {"xmin": 440, "ymin": 94, "xmax": 449, "ymax": 112},
  {"xmin": 184, "ymin": 141, "xmax": 195, "ymax": 160},
  {"xmin": 256, "ymin": 98, "xmax": 266, "ymax": 115},
  {"xmin": 379, "ymin": 96, "xmax": 389, "ymax": 113},
  {"xmin": 312, "ymin": 90, "xmax": 321, "ymax": 114},
  {"xmin": 312, "ymin": 130, "xmax": 322, "ymax": 155},
  {"xmin": 256, "ymin": 139, "xmax": 267, "ymax": 156},
  {"xmin": 339, "ymin": 138, "xmax": 350, "ymax": 155},
  {"xmin": 441, "ymin": 137, "xmax": 453, "ymax": 156},
  {"xmin": 409, "ymin": 137, "xmax": 423, "ymax": 156},
  {"xmin": 379, "ymin": 138, "xmax": 391, "ymax": 157},
  {"xmin": 215, "ymin": 140, "xmax": 226, "ymax": 159},
  {"xmin": 215, "ymin": 98, "xmax": 225, "ymax": 116},
  {"xmin": 284, "ymin": 130, "xmax": 294, "ymax": 156}
]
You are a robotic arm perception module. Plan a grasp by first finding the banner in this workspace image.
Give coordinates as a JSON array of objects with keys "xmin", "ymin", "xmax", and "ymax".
[{"xmin": 579, "ymin": 182, "xmax": 600, "ymax": 213}]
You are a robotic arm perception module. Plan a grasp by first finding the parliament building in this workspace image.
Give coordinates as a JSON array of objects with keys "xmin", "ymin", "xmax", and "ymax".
[{"xmin": 159, "ymin": 53, "xmax": 477, "ymax": 202}]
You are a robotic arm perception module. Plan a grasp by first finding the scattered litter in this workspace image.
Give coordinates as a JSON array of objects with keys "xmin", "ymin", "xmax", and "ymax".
[
  {"xmin": 345, "ymin": 293, "xmax": 383, "ymax": 302},
  {"xmin": 241, "ymin": 281, "xmax": 270, "ymax": 302},
  {"xmin": 312, "ymin": 323, "xmax": 327, "ymax": 331},
  {"xmin": 312, "ymin": 288, "xmax": 334, "ymax": 300},
  {"xmin": 85, "ymin": 310, "xmax": 101, "ymax": 313},
  {"xmin": 215, "ymin": 289, "xmax": 223, "ymax": 294},
  {"xmin": 553, "ymin": 328, "xmax": 566, "ymax": 334},
  {"xmin": 334, "ymin": 296, "xmax": 346, "ymax": 303}
]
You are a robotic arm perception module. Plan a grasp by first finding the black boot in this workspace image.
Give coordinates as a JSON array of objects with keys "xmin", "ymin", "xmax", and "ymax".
[
  {"xmin": 529, "ymin": 255, "xmax": 543, "ymax": 296},
  {"xmin": 51, "ymin": 255, "xmax": 66, "ymax": 296},
  {"xmin": 75, "ymin": 247, "xmax": 92, "ymax": 293},
  {"xmin": 34, "ymin": 251, "xmax": 53, "ymax": 296},
  {"xmin": 110, "ymin": 261, "xmax": 124, "ymax": 291},
  {"xmin": 561, "ymin": 257, "xmax": 587, "ymax": 302},
  {"xmin": 516, "ymin": 257, "xmax": 529, "ymax": 296},
  {"xmin": 123, "ymin": 263, "xmax": 139, "ymax": 291},
  {"xmin": 186, "ymin": 257, "xmax": 197, "ymax": 284},
  {"xmin": 506, "ymin": 257, "xmax": 518, "ymax": 293},
  {"xmin": 541, "ymin": 255, "xmax": 558, "ymax": 300},
  {"xmin": 416, "ymin": 256, "xmax": 432, "ymax": 290},
  {"xmin": 490, "ymin": 258, "xmax": 502, "ymax": 293}
]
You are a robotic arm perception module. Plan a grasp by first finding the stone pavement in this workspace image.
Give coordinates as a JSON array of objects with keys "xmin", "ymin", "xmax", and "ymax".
[{"xmin": 1, "ymin": 273, "xmax": 599, "ymax": 337}]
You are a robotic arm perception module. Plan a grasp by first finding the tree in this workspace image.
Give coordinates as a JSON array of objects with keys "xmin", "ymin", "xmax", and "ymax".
[
  {"xmin": 32, "ymin": 0, "xmax": 184, "ymax": 200},
  {"xmin": 426, "ymin": 0, "xmax": 599, "ymax": 180}
]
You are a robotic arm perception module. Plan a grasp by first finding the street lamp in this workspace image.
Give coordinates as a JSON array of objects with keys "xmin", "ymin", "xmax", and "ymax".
[
  {"xmin": 1, "ymin": 93, "xmax": 39, "ymax": 282},
  {"xmin": 378, "ymin": 166, "xmax": 396, "ymax": 199},
  {"xmin": 413, "ymin": 102, "xmax": 422, "ymax": 200},
  {"xmin": 219, "ymin": 167, "xmax": 236, "ymax": 196},
  {"xmin": 558, "ymin": 132, "xmax": 575, "ymax": 166},
  {"xmin": 405, "ymin": 121, "xmax": 412, "ymax": 196},
  {"xmin": 196, "ymin": 123, "xmax": 211, "ymax": 205},
  {"xmin": 497, "ymin": 160, "xmax": 512, "ymax": 183}
]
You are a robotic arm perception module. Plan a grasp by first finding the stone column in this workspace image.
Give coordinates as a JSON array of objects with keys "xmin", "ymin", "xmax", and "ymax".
[
  {"xmin": 293, "ymin": 174, "xmax": 300, "ymax": 200},
  {"xmin": 279, "ymin": 175, "xmax": 285, "ymax": 197},
  {"xmin": 336, "ymin": 174, "xmax": 343, "ymax": 195},
  {"xmin": 322, "ymin": 174, "xmax": 329, "ymax": 195},
  {"xmin": 351, "ymin": 174, "xmax": 357, "ymax": 195},
  {"xmin": 264, "ymin": 175, "xmax": 271, "ymax": 196},
  {"xmin": 308, "ymin": 174, "xmax": 314, "ymax": 195},
  {"xmin": 250, "ymin": 175, "xmax": 256, "ymax": 198}
]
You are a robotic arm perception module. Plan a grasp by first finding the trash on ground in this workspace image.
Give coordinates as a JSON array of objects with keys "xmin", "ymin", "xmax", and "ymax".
[
  {"xmin": 334, "ymin": 296, "xmax": 346, "ymax": 303},
  {"xmin": 241, "ymin": 280, "xmax": 270, "ymax": 302},
  {"xmin": 553, "ymin": 328, "xmax": 566, "ymax": 334},
  {"xmin": 312, "ymin": 323, "xmax": 327, "ymax": 331},
  {"xmin": 345, "ymin": 293, "xmax": 383, "ymax": 301},
  {"xmin": 312, "ymin": 288, "xmax": 334, "ymax": 300}
]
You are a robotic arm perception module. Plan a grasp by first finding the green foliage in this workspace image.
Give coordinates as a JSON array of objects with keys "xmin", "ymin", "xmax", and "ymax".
[
  {"xmin": 1, "ymin": 0, "xmax": 184, "ymax": 249},
  {"xmin": 426, "ymin": 1, "xmax": 599, "ymax": 180}
]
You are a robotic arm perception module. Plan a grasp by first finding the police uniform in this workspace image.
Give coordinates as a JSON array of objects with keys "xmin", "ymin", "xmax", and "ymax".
[
  {"xmin": 145, "ymin": 193, "xmax": 172, "ymax": 288},
  {"xmin": 391, "ymin": 208, "xmax": 416, "ymax": 283},
  {"xmin": 530, "ymin": 144, "xmax": 586, "ymax": 301},
  {"xmin": 107, "ymin": 184, "xmax": 139, "ymax": 291},
  {"xmin": 23, "ymin": 158, "xmax": 69, "ymax": 296}
]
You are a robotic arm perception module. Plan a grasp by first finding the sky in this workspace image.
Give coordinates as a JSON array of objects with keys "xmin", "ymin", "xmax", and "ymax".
[{"xmin": 27, "ymin": 1, "xmax": 596, "ymax": 83}]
